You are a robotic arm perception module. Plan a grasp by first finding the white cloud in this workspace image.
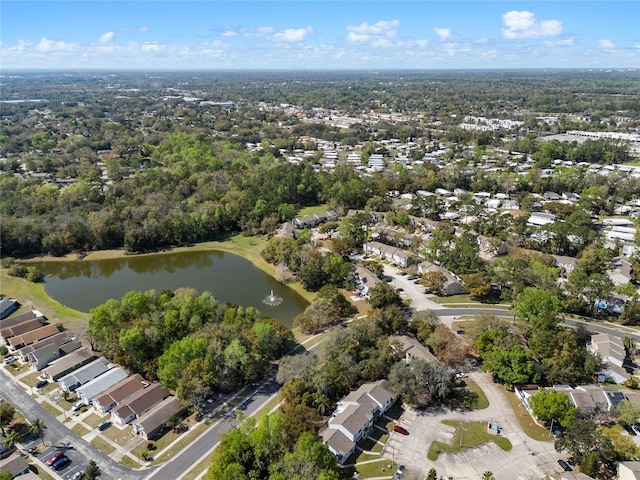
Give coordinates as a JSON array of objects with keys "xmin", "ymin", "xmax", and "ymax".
[
  {"xmin": 544, "ymin": 37, "xmax": 574, "ymax": 47},
  {"xmin": 346, "ymin": 20, "xmax": 399, "ymax": 44},
  {"xmin": 99, "ymin": 32, "xmax": 114, "ymax": 44},
  {"xmin": 141, "ymin": 42, "xmax": 163, "ymax": 52},
  {"xmin": 502, "ymin": 11, "xmax": 563, "ymax": 39},
  {"xmin": 435, "ymin": 28, "xmax": 451, "ymax": 41},
  {"xmin": 36, "ymin": 37, "xmax": 76, "ymax": 52},
  {"xmin": 221, "ymin": 26, "xmax": 274, "ymax": 38},
  {"xmin": 480, "ymin": 50, "xmax": 497, "ymax": 59},
  {"xmin": 599, "ymin": 39, "xmax": 615, "ymax": 49},
  {"xmin": 273, "ymin": 26, "xmax": 312, "ymax": 43}
]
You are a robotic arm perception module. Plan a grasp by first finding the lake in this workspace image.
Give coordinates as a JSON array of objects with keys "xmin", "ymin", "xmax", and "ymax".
[{"xmin": 31, "ymin": 251, "xmax": 308, "ymax": 328}]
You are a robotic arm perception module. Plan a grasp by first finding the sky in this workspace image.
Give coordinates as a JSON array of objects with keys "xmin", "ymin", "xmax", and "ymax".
[{"xmin": 1, "ymin": 1, "xmax": 639, "ymax": 70}]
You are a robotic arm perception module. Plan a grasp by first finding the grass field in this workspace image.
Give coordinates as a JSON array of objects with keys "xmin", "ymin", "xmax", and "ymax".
[
  {"xmin": 71, "ymin": 423, "xmax": 90, "ymax": 436},
  {"xmin": 91, "ymin": 435, "xmax": 116, "ymax": 455},
  {"xmin": 500, "ymin": 386, "xmax": 551, "ymax": 441},
  {"xmin": 427, "ymin": 420, "xmax": 512, "ymax": 461},
  {"xmin": 355, "ymin": 459, "xmax": 398, "ymax": 478}
]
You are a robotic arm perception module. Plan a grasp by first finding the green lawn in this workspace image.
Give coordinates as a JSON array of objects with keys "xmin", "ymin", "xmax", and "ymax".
[
  {"xmin": 149, "ymin": 422, "xmax": 210, "ymax": 466},
  {"xmin": 41, "ymin": 401, "xmax": 62, "ymax": 417},
  {"xmin": 119, "ymin": 455, "xmax": 139, "ymax": 469},
  {"xmin": 179, "ymin": 454, "xmax": 214, "ymax": 480},
  {"xmin": 427, "ymin": 420, "xmax": 512, "ymax": 461},
  {"xmin": 28, "ymin": 464, "xmax": 56, "ymax": 480},
  {"xmin": 6, "ymin": 361, "xmax": 30, "ymax": 377},
  {"xmin": 83, "ymin": 412, "xmax": 107, "ymax": 428},
  {"xmin": 91, "ymin": 435, "xmax": 116, "ymax": 455},
  {"xmin": 356, "ymin": 459, "xmax": 398, "ymax": 478},
  {"xmin": 71, "ymin": 424, "xmax": 90, "ymax": 436},
  {"xmin": 103, "ymin": 423, "xmax": 136, "ymax": 445},
  {"xmin": 500, "ymin": 386, "xmax": 551, "ymax": 441},
  {"xmin": 297, "ymin": 204, "xmax": 330, "ymax": 216}
]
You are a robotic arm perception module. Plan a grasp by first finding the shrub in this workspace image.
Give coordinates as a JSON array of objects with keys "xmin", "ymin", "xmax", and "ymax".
[{"xmin": 147, "ymin": 441, "xmax": 157, "ymax": 451}]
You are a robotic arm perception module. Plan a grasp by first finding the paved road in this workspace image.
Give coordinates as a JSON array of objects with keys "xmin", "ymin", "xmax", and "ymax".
[
  {"xmin": 146, "ymin": 378, "xmax": 281, "ymax": 480},
  {"xmin": 0, "ymin": 367, "xmax": 148, "ymax": 480}
]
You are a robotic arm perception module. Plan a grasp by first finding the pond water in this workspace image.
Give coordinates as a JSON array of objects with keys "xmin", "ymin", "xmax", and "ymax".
[{"xmin": 32, "ymin": 250, "xmax": 308, "ymax": 328}]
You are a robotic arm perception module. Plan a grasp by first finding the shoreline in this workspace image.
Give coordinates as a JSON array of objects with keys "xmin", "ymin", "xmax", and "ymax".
[{"xmin": 5, "ymin": 236, "xmax": 316, "ymax": 338}]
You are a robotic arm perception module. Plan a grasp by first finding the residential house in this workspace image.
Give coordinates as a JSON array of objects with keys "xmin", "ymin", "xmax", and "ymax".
[
  {"xmin": 354, "ymin": 265, "xmax": 381, "ymax": 297},
  {"xmin": 292, "ymin": 210, "xmax": 338, "ymax": 229},
  {"xmin": 527, "ymin": 212, "xmax": 556, "ymax": 227},
  {"xmin": 42, "ymin": 348, "xmax": 97, "ymax": 381},
  {"xmin": 75, "ymin": 367, "xmax": 129, "ymax": 405},
  {"xmin": 0, "ymin": 310, "xmax": 44, "ymax": 330},
  {"xmin": 7, "ymin": 324, "xmax": 59, "ymax": 351},
  {"xmin": 274, "ymin": 222, "xmax": 296, "ymax": 239},
  {"xmin": 93, "ymin": 374, "xmax": 149, "ymax": 413},
  {"xmin": 321, "ymin": 380, "xmax": 397, "ymax": 464},
  {"xmin": 58, "ymin": 357, "xmax": 110, "ymax": 392},
  {"xmin": 516, "ymin": 384, "xmax": 627, "ymax": 417},
  {"xmin": 363, "ymin": 242, "xmax": 417, "ymax": 268},
  {"xmin": 618, "ymin": 461, "xmax": 640, "ymax": 480},
  {"xmin": 1, "ymin": 317, "xmax": 46, "ymax": 344},
  {"xmin": 0, "ymin": 299, "xmax": 18, "ymax": 319},
  {"xmin": 389, "ymin": 335, "xmax": 437, "ymax": 363},
  {"xmin": 111, "ymin": 383, "xmax": 170, "ymax": 425},
  {"xmin": 132, "ymin": 396, "xmax": 183, "ymax": 439},
  {"xmin": 0, "ymin": 454, "xmax": 31, "ymax": 478},
  {"xmin": 588, "ymin": 333, "xmax": 630, "ymax": 384},
  {"xmin": 416, "ymin": 261, "xmax": 464, "ymax": 296},
  {"xmin": 25, "ymin": 335, "xmax": 81, "ymax": 370}
]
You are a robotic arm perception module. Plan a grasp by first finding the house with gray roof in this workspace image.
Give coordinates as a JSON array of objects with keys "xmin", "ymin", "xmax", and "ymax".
[
  {"xmin": 588, "ymin": 333, "xmax": 630, "ymax": 384},
  {"xmin": 416, "ymin": 260, "xmax": 464, "ymax": 296},
  {"xmin": 0, "ymin": 454, "xmax": 30, "ymax": 478},
  {"xmin": 27, "ymin": 337, "xmax": 81, "ymax": 371},
  {"xmin": 0, "ymin": 299, "xmax": 18, "ymax": 320},
  {"xmin": 76, "ymin": 367, "xmax": 128, "ymax": 405},
  {"xmin": 0, "ymin": 310, "xmax": 43, "ymax": 330},
  {"xmin": 363, "ymin": 241, "xmax": 417, "ymax": 268},
  {"xmin": 58, "ymin": 357, "xmax": 110, "ymax": 392},
  {"xmin": 43, "ymin": 347, "xmax": 96, "ymax": 381},
  {"xmin": 389, "ymin": 335, "xmax": 437, "ymax": 363},
  {"xmin": 320, "ymin": 380, "xmax": 396, "ymax": 464},
  {"xmin": 132, "ymin": 396, "xmax": 183, "ymax": 440}
]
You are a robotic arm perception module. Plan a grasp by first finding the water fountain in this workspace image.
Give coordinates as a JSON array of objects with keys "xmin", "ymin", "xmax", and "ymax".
[{"xmin": 262, "ymin": 289, "xmax": 283, "ymax": 307}]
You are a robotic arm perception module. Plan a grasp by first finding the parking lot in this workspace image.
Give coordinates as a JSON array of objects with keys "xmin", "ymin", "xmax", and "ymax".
[
  {"xmin": 384, "ymin": 371, "xmax": 567, "ymax": 480},
  {"xmin": 23, "ymin": 439, "xmax": 87, "ymax": 479}
]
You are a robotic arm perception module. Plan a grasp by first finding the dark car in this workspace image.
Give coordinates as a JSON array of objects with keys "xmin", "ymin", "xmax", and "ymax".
[
  {"xmin": 558, "ymin": 459, "xmax": 572, "ymax": 472},
  {"xmin": 35, "ymin": 379, "xmax": 48, "ymax": 389},
  {"xmin": 51, "ymin": 456, "xmax": 71, "ymax": 471},
  {"xmin": 393, "ymin": 425, "xmax": 409, "ymax": 435},
  {"xmin": 46, "ymin": 451, "xmax": 65, "ymax": 465},
  {"xmin": 98, "ymin": 420, "xmax": 112, "ymax": 431}
]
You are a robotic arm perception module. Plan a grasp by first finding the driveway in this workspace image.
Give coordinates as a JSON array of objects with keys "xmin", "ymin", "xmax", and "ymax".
[
  {"xmin": 384, "ymin": 371, "xmax": 565, "ymax": 480},
  {"xmin": 381, "ymin": 264, "xmax": 442, "ymax": 311}
]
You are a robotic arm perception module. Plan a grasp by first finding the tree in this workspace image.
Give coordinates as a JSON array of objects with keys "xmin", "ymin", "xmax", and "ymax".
[
  {"xmin": 481, "ymin": 472, "xmax": 496, "ymax": 480},
  {"xmin": 1, "ymin": 429, "xmax": 22, "ymax": 449},
  {"xmin": 84, "ymin": 460, "xmax": 101, "ymax": 480},
  {"xmin": 157, "ymin": 335, "xmax": 208, "ymax": 390},
  {"xmin": 529, "ymin": 388, "xmax": 577, "ymax": 428},
  {"xmin": 514, "ymin": 287, "xmax": 564, "ymax": 331},
  {"xmin": 28, "ymin": 418, "xmax": 47, "ymax": 445},
  {"xmin": 389, "ymin": 359, "xmax": 454, "ymax": 408},
  {"xmin": 555, "ymin": 419, "xmax": 616, "ymax": 477},
  {"xmin": 482, "ymin": 344, "xmax": 539, "ymax": 387},
  {"xmin": 612, "ymin": 400, "xmax": 640, "ymax": 427},
  {"xmin": 368, "ymin": 282, "xmax": 403, "ymax": 309},
  {"xmin": 426, "ymin": 468, "xmax": 438, "ymax": 480},
  {"xmin": 0, "ymin": 402, "xmax": 15, "ymax": 435},
  {"xmin": 421, "ymin": 271, "xmax": 446, "ymax": 295}
]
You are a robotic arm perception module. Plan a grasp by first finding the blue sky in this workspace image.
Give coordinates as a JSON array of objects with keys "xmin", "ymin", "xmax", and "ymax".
[{"xmin": 1, "ymin": 1, "xmax": 639, "ymax": 70}]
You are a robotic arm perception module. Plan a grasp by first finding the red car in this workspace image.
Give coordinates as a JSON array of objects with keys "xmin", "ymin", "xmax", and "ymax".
[
  {"xmin": 393, "ymin": 425, "xmax": 409, "ymax": 435},
  {"xmin": 46, "ymin": 452, "xmax": 65, "ymax": 465}
]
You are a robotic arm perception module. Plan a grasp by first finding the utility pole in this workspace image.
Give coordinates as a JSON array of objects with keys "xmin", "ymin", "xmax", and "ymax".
[{"xmin": 549, "ymin": 418, "xmax": 555, "ymax": 438}]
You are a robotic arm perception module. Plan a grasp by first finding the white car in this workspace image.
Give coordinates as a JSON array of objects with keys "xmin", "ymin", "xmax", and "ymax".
[
  {"xmin": 71, "ymin": 471, "xmax": 84, "ymax": 479},
  {"xmin": 71, "ymin": 400, "xmax": 86, "ymax": 412},
  {"xmin": 3, "ymin": 355, "xmax": 17, "ymax": 364}
]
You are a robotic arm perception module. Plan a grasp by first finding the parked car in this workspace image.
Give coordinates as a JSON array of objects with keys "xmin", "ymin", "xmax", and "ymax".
[
  {"xmin": 46, "ymin": 451, "xmax": 65, "ymax": 465},
  {"xmin": 3, "ymin": 355, "xmax": 16, "ymax": 364},
  {"xmin": 395, "ymin": 464, "xmax": 405, "ymax": 477},
  {"xmin": 456, "ymin": 329, "xmax": 465, "ymax": 335},
  {"xmin": 97, "ymin": 420, "xmax": 112, "ymax": 431},
  {"xmin": 393, "ymin": 425, "xmax": 409, "ymax": 435},
  {"xmin": 35, "ymin": 379, "xmax": 48, "ymax": 389},
  {"xmin": 558, "ymin": 459, "xmax": 572, "ymax": 472},
  {"xmin": 71, "ymin": 400, "xmax": 85, "ymax": 412},
  {"xmin": 51, "ymin": 456, "xmax": 71, "ymax": 471},
  {"xmin": 71, "ymin": 471, "xmax": 84, "ymax": 479},
  {"xmin": 455, "ymin": 372, "xmax": 468, "ymax": 378},
  {"xmin": 631, "ymin": 425, "xmax": 640, "ymax": 436}
]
